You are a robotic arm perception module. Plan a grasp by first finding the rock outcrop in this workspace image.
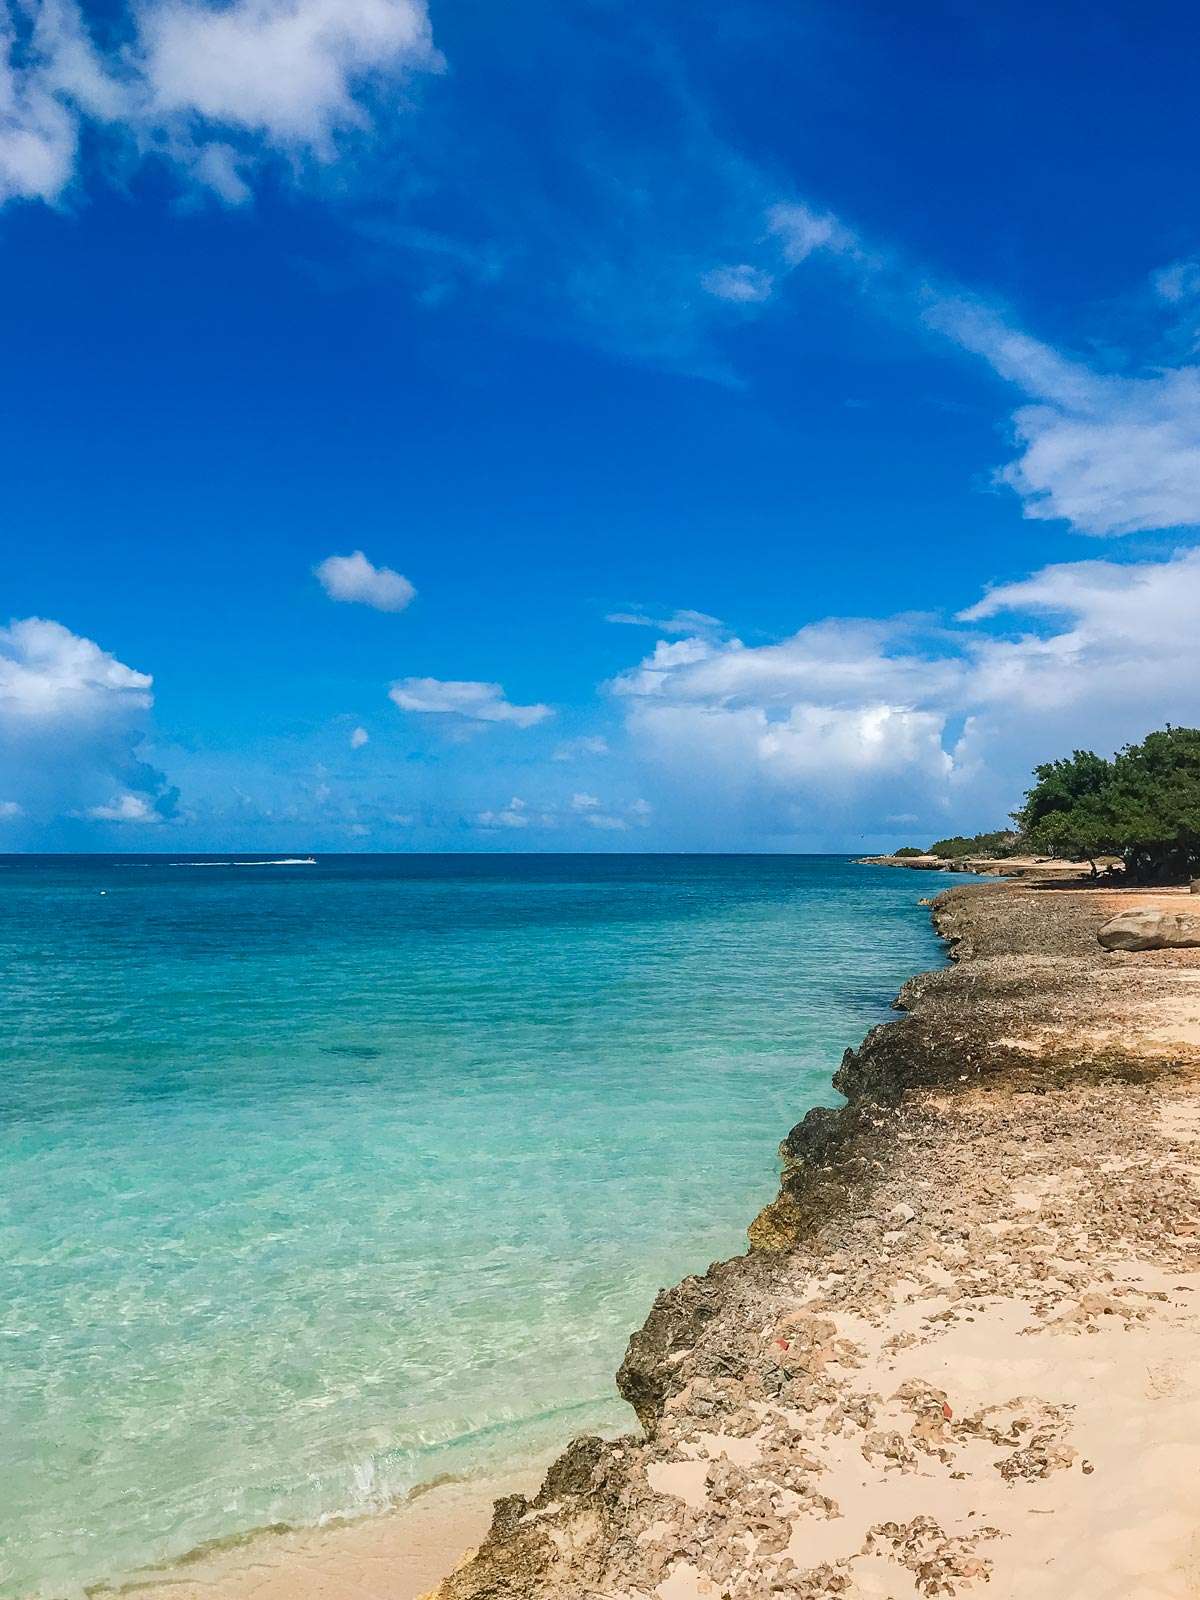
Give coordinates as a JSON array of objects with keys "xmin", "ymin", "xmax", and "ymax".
[{"xmin": 1098, "ymin": 906, "xmax": 1200, "ymax": 950}]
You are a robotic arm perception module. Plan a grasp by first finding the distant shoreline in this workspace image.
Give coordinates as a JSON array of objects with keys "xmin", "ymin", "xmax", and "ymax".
[{"xmin": 855, "ymin": 850, "xmax": 1097, "ymax": 879}]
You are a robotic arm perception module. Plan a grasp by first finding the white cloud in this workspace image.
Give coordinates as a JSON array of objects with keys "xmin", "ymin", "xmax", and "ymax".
[
  {"xmin": 610, "ymin": 548, "xmax": 1200, "ymax": 843},
  {"xmin": 0, "ymin": 0, "xmax": 440, "ymax": 208},
  {"xmin": 137, "ymin": 0, "xmax": 438, "ymax": 152},
  {"xmin": 389, "ymin": 676, "xmax": 551, "ymax": 727},
  {"xmin": 0, "ymin": 799, "xmax": 22, "ymax": 817},
  {"xmin": 477, "ymin": 796, "xmax": 529, "ymax": 829},
  {"xmin": 349, "ymin": 725, "xmax": 369, "ymax": 748},
  {"xmin": 701, "ymin": 264, "xmax": 773, "ymax": 304},
  {"xmin": 87, "ymin": 791, "xmax": 163, "ymax": 823},
  {"xmin": 0, "ymin": 616, "xmax": 153, "ymax": 722},
  {"xmin": 767, "ymin": 201, "xmax": 857, "ymax": 264},
  {"xmin": 316, "ymin": 550, "xmax": 416, "ymax": 612},
  {"xmin": 704, "ymin": 198, "xmax": 1200, "ymax": 541},
  {"xmin": 190, "ymin": 139, "xmax": 252, "ymax": 204},
  {"xmin": 926, "ymin": 296, "xmax": 1200, "ymax": 537},
  {"xmin": 570, "ymin": 791, "xmax": 599, "ymax": 811},
  {"xmin": 1153, "ymin": 259, "xmax": 1200, "ymax": 306},
  {"xmin": 606, "ymin": 607, "xmax": 723, "ymax": 636},
  {"xmin": 698, "ymin": 203, "xmax": 858, "ymax": 315},
  {"xmin": 0, "ymin": 0, "xmax": 122, "ymax": 203},
  {"xmin": 0, "ymin": 616, "xmax": 178, "ymax": 824},
  {"xmin": 583, "ymin": 811, "xmax": 627, "ymax": 830},
  {"xmin": 552, "ymin": 734, "xmax": 609, "ymax": 761}
]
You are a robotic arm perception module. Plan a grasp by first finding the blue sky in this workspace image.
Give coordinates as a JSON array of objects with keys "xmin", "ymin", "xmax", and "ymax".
[{"xmin": 3, "ymin": 0, "xmax": 1200, "ymax": 850}]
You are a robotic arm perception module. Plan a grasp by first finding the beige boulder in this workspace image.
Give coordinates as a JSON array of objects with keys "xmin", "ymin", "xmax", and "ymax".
[{"xmin": 1098, "ymin": 908, "xmax": 1200, "ymax": 951}]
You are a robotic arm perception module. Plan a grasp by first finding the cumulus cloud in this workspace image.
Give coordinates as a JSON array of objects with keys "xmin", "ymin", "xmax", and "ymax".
[
  {"xmin": 87, "ymin": 791, "xmax": 163, "ymax": 822},
  {"xmin": 0, "ymin": 798, "xmax": 22, "ymax": 817},
  {"xmin": 316, "ymin": 550, "xmax": 416, "ymax": 612},
  {"xmin": 477, "ymin": 796, "xmax": 530, "ymax": 829},
  {"xmin": 349, "ymin": 725, "xmax": 369, "ymax": 747},
  {"xmin": 0, "ymin": 0, "xmax": 440, "ymax": 207},
  {"xmin": 609, "ymin": 548, "xmax": 1200, "ymax": 844},
  {"xmin": 0, "ymin": 0, "xmax": 122, "ymax": 203},
  {"xmin": 137, "ymin": 0, "xmax": 438, "ymax": 151},
  {"xmin": 0, "ymin": 616, "xmax": 178, "ymax": 825},
  {"xmin": 389, "ymin": 676, "xmax": 551, "ymax": 727}
]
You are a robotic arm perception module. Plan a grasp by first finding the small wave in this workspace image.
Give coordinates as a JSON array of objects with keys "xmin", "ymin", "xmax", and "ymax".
[
  {"xmin": 234, "ymin": 858, "xmax": 318, "ymax": 867},
  {"xmin": 169, "ymin": 858, "xmax": 318, "ymax": 868}
]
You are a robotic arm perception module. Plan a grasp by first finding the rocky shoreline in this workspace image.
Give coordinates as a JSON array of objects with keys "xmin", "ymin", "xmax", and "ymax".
[
  {"xmin": 428, "ymin": 881, "xmax": 1200, "ymax": 1599},
  {"xmin": 853, "ymin": 854, "xmax": 1096, "ymax": 880}
]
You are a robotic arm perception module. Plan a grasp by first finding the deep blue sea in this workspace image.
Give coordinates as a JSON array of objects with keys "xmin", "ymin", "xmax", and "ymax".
[{"xmin": 0, "ymin": 854, "xmax": 973, "ymax": 1597}]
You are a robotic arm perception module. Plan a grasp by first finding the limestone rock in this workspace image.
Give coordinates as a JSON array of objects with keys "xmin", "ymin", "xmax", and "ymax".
[{"xmin": 1098, "ymin": 908, "xmax": 1200, "ymax": 951}]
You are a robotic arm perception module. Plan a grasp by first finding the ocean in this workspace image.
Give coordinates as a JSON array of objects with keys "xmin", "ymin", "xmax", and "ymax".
[{"xmin": 0, "ymin": 853, "xmax": 973, "ymax": 1597}]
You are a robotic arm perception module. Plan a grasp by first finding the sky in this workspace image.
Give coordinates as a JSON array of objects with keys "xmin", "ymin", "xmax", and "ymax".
[{"xmin": 2, "ymin": 0, "xmax": 1200, "ymax": 852}]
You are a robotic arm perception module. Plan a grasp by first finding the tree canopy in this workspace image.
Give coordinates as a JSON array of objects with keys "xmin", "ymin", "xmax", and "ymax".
[
  {"xmin": 1014, "ymin": 726, "xmax": 1200, "ymax": 881},
  {"xmin": 927, "ymin": 830, "xmax": 1021, "ymax": 860}
]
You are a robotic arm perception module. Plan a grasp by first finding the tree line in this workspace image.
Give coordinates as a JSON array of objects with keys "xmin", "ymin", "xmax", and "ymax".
[{"xmin": 896, "ymin": 726, "xmax": 1200, "ymax": 882}]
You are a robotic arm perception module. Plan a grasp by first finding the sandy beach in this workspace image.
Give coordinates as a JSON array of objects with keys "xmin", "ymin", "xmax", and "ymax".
[
  {"xmin": 114, "ymin": 881, "xmax": 1200, "ymax": 1599},
  {"xmin": 106, "ymin": 1468, "xmax": 543, "ymax": 1600}
]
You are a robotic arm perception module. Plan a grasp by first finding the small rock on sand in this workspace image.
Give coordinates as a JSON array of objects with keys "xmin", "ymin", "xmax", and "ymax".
[{"xmin": 1098, "ymin": 908, "xmax": 1200, "ymax": 951}]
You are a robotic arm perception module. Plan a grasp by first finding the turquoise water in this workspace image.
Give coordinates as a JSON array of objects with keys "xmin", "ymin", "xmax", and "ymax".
[{"xmin": 0, "ymin": 854, "xmax": 970, "ymax": 1597}]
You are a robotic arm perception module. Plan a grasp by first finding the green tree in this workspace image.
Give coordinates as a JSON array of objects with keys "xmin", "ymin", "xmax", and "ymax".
[
  {"xmin": 1016, "ymin": 749, "xmax": 1113, "ymax": 833},
  {"xmin": 1103, "ymin": 727, "xmax": 1200, "ymax": 880},
  {"xmin": 927, "ymin": 830, "xmax": 1021, "ymax": 860},
  {"xmin": 1017, "ymin": 728, "xmax": 1200, "ymax": 881}
]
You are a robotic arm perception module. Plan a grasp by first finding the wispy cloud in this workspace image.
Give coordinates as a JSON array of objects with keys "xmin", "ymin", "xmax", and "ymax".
[
  {"xmin": 925, "ymin": 295, "xmax": 1200, "ymax": 537},
  {"xmin": 766, "ymin": 201, "xmax": 858, "ymax": 265},
  {"xmin": 606, "ymin": 607, "xmax": 724, "ymax": 636},
  {"xmin": 552, "ymin": 734, "xmax": 609, "ymax": 761},
  {"xmin": 700, "ymin": 264, "xmax": 773, "ymax": 304}
]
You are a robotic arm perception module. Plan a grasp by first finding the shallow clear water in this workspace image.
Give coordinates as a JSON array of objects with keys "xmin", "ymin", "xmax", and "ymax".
[{"xmin": 0, "ymin": 854, "xmax": 972, "ymax": 1597}]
